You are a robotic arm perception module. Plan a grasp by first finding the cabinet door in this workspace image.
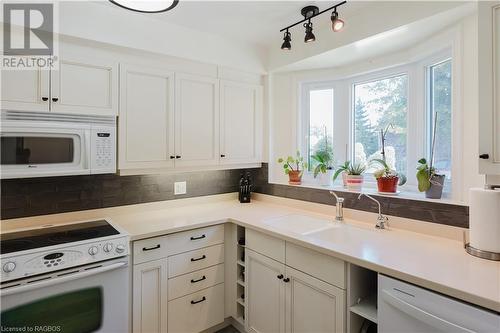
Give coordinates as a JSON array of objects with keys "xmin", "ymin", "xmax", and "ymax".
[
  {"xmin": 285, "ymin": 266, "xmax": 346, "ymax": 333},
  {"xmin": 220, "ymin": 80, "xmax": 263, "ymax": 164},
  {"xmin": 478, "ymin": 1, "xmax": 500, "ymax": 174},
  {"xmin": 50, "ymin": 54, "xmax": 118, "ymax": 115},
  {"xmin": 133, "ymin": 259, "xmax": 168, "ymax": 333},
  {"xmin": 246, "ymin": 249, "xmax": 286, "ymax": 333},
  {"xmin": 1, "ymin": 69, "xmax": 49, "ymax": 112},
  {"xmin": 119, "ymin": 64, "xmax": 175, "ymax": 171},
  {"xmin": 175, "ymin": 73, "xmax": 220, "ymax": 167}
]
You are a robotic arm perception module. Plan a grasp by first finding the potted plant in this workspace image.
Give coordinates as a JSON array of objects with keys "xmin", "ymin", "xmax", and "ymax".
[
  {"xmin": 332, "ymin": 161, "xmax": 366, "ymax": 190},
  {"xmin": 277, "ymin": 151, "xmax": 307, "ymax": 185},
  {"xmin": 311, "ymin": 150, "xmax": 333, "ymax": 186},
  {"xmin": 371, "ymin": 159, "xmax": 406, "ymax": 193},
  {"xmin": 416, "ymin": 112, "xmax": 445, "ymax": 199}
]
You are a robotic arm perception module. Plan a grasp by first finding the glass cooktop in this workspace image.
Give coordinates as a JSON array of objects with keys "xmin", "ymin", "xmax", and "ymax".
[{"xmin": 0, "ymin": 220, "xmax": 120, "ymax": 254}]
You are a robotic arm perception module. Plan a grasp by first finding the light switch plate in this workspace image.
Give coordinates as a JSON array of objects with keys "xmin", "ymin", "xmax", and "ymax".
[{"xmin": 174, "ymin": 181, "xmax": 187, "ymax": 195}]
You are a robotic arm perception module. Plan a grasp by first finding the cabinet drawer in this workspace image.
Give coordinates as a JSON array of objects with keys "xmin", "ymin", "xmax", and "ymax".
[
  {"xmin": 167, "ymin": 224, "xmax": 224, "ymax": 255},
  {"xmin": 133, "ymin": 235, "xmax": 170, "ymax": 265},
  {"xmin": 168, "ymin": 283, "xmax": 225, "ymax": 333},
  {"xmin": 168, "ymin": 263, "xmax": 224, "ymax": 300},
  {"xmin": 168, "ymin": 244, "xmax": 224, "ymax": 278},
  {"xmin": 246, "ymin": 228, "xmax": 285, "ymax": 263},
  {"xmin": 286, "ymin": 242, "xmax": 346, "ymax": 289}
]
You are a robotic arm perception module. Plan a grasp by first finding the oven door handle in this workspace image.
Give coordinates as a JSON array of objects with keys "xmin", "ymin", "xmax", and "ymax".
[{"xmin": 0, "ymin": 262, "xmax": 127, "ymax": 297}]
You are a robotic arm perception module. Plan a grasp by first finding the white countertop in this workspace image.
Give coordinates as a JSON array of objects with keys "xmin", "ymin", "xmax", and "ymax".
[{"xmin": 1, "ymin": 193, "xmax": 499, "ymax": 312}]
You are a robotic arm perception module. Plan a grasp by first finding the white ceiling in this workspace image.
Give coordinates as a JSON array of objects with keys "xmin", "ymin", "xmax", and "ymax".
[{"xmin": 101, "ymin": 0, "xmax": 370, "ymax": 48}]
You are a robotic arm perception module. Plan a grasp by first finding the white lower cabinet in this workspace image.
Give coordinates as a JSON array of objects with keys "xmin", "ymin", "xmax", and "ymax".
[
  {"xmin": 133, "ymin": 259, "xmax": 169, "ymax": 333},
  {"xmin": 246, "ymin": 242, "xmax": 346, "ymax": 333},
  {"xmin": 246, "ymin": 249, "xmax": 286, "ymax": 333}
]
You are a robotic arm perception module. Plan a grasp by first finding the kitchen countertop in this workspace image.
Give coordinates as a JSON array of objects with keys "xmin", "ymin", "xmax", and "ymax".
[{"xmin": 1, "ymin": 193, "xmax": 499, "ymax": 312}]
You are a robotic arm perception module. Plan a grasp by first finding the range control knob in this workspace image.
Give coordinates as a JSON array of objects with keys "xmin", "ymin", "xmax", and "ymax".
[
  {"xmin": 88, "ymin": 246, "xmax": 99, "ymax": 256},
  {"xmin": 115, "ymin": 244, "xmax": 126, "ymax": 254},
  {"xmin": 103, "ymin": 243, "xmax": 113, "ymax": 253},
  {"xmin": 3, "ymin": 262, "xmax": 16, "ymax": 273}
]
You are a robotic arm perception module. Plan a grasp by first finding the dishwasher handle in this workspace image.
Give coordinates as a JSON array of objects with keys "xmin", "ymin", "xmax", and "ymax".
[{"xmin": 381, "ymin": 289, "xmax": 475, "ymax": 333}]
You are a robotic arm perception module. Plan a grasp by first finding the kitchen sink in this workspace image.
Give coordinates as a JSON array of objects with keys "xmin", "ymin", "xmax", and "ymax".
[{"xmin": 263, "ymin": 214, "xmax": 337, "ymax": 235}]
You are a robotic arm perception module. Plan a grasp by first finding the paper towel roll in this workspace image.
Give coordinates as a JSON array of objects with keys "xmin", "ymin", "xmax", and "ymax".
[{"xmin": 469, "ymin": 188, "xmax": 500, "ymax": 253}]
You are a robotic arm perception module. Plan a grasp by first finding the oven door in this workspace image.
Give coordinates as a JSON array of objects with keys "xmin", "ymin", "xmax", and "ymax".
[
  {"xmin": 0, "ymin": 121, "xmax": 91, "ymax": 179},
  {"xmin": 0, "ymin": 258, "xmax": 129, "ymax": 333}
]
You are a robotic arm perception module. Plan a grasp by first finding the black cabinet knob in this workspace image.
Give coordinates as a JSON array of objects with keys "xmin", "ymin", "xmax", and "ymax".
[
  {"xmin": 52, "ymin": 97, "xmax": 59, "ymax": 102},
  {"xmin": 277, "ymin": 274, "xmax": 283, "ymax": 279},
  {"xmin": 221, "ymin": 154, "xmax": 226, "ymax": 158},
  {"xmin": 175, "ymin": 155, "xmax": 181, "ymax": 159},
  {"xmin": 41, "ymin": 97, "xmax": 49, "ymax": 101},
  {"xmin": 479, "ymin": 154, "xmax": 490, "ymax": 159},
  {"xmin": 170, "ymin": 156, "xmax": 175, "ymax": 159},
  {"xmin": 283, "ymin": 277, "xmax": 290, "ymax": 283}
]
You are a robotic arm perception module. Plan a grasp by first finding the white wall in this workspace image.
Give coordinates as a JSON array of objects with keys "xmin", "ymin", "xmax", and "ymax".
[{"xmin": 268, "ymin": 16, "xmax": 483, "ymax": 203}]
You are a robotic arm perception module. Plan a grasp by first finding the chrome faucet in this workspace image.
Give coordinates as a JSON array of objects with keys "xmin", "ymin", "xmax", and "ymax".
[
  {"xmin": 357, "ymin": 193, "xmax": 388, "ymax": 229},
  {"xmin": 329, "ymin": 191, "xmax": 344, "ymax": 221}
]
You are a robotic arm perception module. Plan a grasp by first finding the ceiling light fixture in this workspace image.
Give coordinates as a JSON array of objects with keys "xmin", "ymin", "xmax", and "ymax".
[
  {"xmin": 109, "ymin": 0, "xmax": 179, "ymax": 13},
  {"xmin": 331, "ymin": 9, "xmax": 345, "ymax": 32},
  {"xmin": 279, "ymin": 1, "xmax": 346, "ymax": 50},
  {"xmin": 281, "ymin": 30, "xmax": 292, "ymax": 50}
]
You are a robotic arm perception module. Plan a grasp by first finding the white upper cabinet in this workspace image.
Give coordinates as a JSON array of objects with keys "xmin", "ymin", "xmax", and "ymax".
[
  {"xmin": 478, "ymin": 1, "xmax": 500, "ymax": 175},
  {"xmin": 220, "ymin": 80, "xmax": 263, "ymax": 164},
  {"xmin": 1, "ymin": 69, "xmax": 49, "ymax": 112},
  {"xmin": 51, "ymin": 54, "xmax": 118, "ymax": 116},
  {"xmin": 175, "ymin": 73, "xmax": 220, "ymax": 167},
  {"xmin": 119, "ymin": 64, "xmax": 175, "ymax": 170}
]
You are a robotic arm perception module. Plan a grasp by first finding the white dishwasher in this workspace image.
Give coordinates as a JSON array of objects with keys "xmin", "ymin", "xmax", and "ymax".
[{"xmin": 378, "ymin": 275, "xmax": 500, "ymax": 333}]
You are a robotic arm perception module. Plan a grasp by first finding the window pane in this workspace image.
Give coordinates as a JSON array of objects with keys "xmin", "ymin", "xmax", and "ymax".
[
  {"xmin": 429, "ymin": 60, "xmax": 452, "ymax": 180},
  {"xmin": 309, "ymin": 89, "xmax": 334, "ymax": 168},
  {"xmin": 354, "ymin": 75, "xmax": 408, "ymax": 174}
]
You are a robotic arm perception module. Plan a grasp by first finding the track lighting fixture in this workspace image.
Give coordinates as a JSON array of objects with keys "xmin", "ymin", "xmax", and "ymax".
[
  {"xmin": 331, "ymin": 9, "xmax": 344, "ymax": 32},
  {"xmin": 281, "ymin": 30, "xmax": 292, "ymax": 50},
  {"xmin": 279, "ymin": 1, "xmax": 346, "ymax": 50},
  {"xmin": 109, "ymin": 0, "xmax": 179, "ymax": 13},
  {"xmin": 304, "ymin": 21, "xmax": 315, "ymax": 43}
]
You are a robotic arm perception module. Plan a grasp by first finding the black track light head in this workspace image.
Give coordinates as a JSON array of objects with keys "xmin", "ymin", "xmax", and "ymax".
[
  {"xmin": 281, "ymin": 31, "xmax": 292, "ymax": 50},
  {"xmin": 304, "ymin": 21, "xmax": 315, "ymax": 43},
  {"xmin": 331, "ymin": 9, "xmax": 345, "ymax": 32}
]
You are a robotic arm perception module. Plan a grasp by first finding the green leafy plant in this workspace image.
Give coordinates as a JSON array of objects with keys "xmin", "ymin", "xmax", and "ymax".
[
  {"xmin": 416, "ymin": 158, "xmax": 436, "ymax": 192},
  {"xmin": 310, "ymin": 150, "xmax": 333, "ymax": 178},
  {"xmin": 277, "ymin": 151, "xmax": 307, "ymax": 175},
  {"xmin": 370, "ymin": 158, "xmax": 407, "ymax": 186},
  {"xmin": 332, "ymin": 161, "xmax": 366, "ymax": 181}
]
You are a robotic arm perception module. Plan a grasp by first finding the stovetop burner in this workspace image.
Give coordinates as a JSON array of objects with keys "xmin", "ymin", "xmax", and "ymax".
[{"xmin": 0, "ymin": 220, "xmax": 120, "ymax": 254}]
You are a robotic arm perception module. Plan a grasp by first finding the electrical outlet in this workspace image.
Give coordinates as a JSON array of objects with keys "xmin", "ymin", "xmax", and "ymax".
[{"xmin": 174, "ymin": 181, "xmax": 187, "ymax": 195}]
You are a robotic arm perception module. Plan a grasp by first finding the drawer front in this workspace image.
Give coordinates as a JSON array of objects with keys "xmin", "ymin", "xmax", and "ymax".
[
  {"xmin": 168, "ymin": 263, "xmax": 224, "ymax": 300},
  {"xmin": 167, "ymin": 224, "xmax": 225, "ymax": 255},
  {"xmin": 286, "ymin": 242, "xmax": 346, "ymax": 288},
  {"xmin": 246, "ymin": 228, "xmax": 285, "ymax": 263},
  {"xmin": 168, "ymin": 283, "xmax": 225, "ymax": 333},
  {"xmin": 168, "ymin": 244, "xmax": 224, "ymax": 278},
  {"xmin": 133, "ymin": 235, "xmax": 170, "ymax": 265}
]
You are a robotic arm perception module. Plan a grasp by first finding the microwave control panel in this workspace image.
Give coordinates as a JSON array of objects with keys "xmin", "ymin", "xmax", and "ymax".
[{"xmin": 90, "ymin": 126, "xmax": 116, "ymax": 174}]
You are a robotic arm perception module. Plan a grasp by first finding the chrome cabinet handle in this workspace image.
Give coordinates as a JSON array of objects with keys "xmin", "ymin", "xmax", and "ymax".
[
  {"xmin": 190, "ymin": 255, "xmax": 206, "ymax": 262},
  {"xmin": 191, "ymin": 296, "xmax": 206, "ymax": 304}
]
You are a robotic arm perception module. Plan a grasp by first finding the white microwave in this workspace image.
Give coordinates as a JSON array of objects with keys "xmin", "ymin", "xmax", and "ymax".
[{"xmin": 0, "ymin": 111, "xmax": 116, "ymax": 179}]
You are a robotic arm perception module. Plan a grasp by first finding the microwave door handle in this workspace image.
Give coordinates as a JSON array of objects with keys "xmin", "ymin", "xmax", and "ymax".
[
  {"xmin": 381, "ymin": 290, "xmax": 474, "ymax": 333},
  {"xmin": 83, "ymin": 130, "xmax": 91, "ymax": 171},
  {"xmin": 0, "ymin": 262, "xmax": 127, "ymax": 297}
]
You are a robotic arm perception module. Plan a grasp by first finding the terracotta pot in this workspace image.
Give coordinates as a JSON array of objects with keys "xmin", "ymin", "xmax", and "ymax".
[
  {"xmin": 288, "ymin": 170, "xmax": 302, "ymax": 185},
  {"xmin": 377, "ymin": 176, "xmax": 399, "ymax": 193},
  {"xmin": 346, "ymin": 175, "xmax": 364, "ymax": 190}
]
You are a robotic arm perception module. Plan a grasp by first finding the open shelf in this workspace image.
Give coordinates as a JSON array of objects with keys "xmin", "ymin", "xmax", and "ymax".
[
  {"xmin": 237, "ymin": 259, "xmax": 245, "ymax": 267},
  {"xmin": 237, "ymin": 278, "xmax": 245, "ymax": 287},
  {"xmin": 350, "ymin": 294, "xmax": 377, "ymax": 323},
  {"xmin": 237, "ymin": 297, "xmax": 245, "ymax": 307},
  {"xmin": 235, "ymin": 316, "xmax": 245, "ymax": 327}
]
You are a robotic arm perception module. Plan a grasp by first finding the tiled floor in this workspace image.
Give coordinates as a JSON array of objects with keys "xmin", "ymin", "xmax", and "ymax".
[{"xmin": 215, "ymin": 325, "xmax": 240, "ymax": 333}]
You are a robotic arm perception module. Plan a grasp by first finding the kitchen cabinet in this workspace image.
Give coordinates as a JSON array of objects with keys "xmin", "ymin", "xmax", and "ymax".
[
  {"xmin": 246, "ymin": 249, "xmax": 286, "ymax": 333},
  {"xmin": 119, "ymin": 64, "xmax": 175, "ymax": 170},
  {"xmin": 0, "ymin": 55, "xmax": 117, "ymax": 115},
  {"xmin": 133, "ymin": 259, "xmax": 169, "ymax": 333},
  {"xmin": 175, "ymin": 73, "xmax": 220, "ymax": 167},
  {"xmin": 220, "ymin": 80, "xmax": 263, "ymax": 164},
  {"xmin": 478, "ymin": 1, "xmax": 500, "ymax": 175}
]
